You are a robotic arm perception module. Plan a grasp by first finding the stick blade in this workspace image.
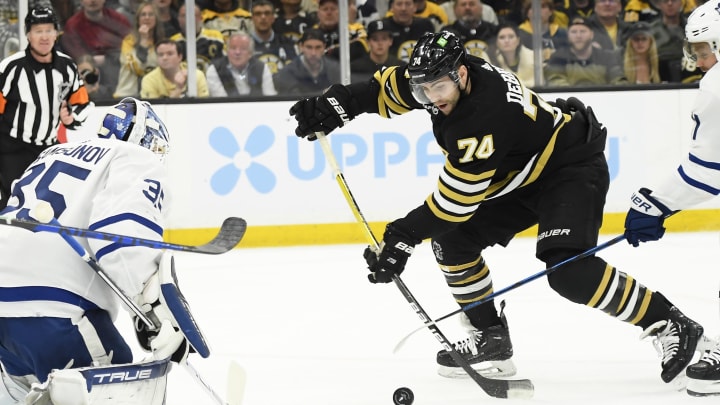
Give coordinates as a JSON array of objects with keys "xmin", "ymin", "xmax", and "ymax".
[
  {"xmin": 227, "ymin": 361, "xmax": 247, "ymax": 405},
  {"xmin": 194, "ymin": 217, "xmax": 247, "ymax": 254}
]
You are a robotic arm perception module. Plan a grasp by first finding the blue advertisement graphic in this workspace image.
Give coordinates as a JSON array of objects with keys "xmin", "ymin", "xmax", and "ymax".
[
  {"xmin": 208, "ymin": 125, "xmax": 619, "ymax": 196},
  {"xmin": 209, "ymin": 125, "xmax": 277, "ymax": 195}
]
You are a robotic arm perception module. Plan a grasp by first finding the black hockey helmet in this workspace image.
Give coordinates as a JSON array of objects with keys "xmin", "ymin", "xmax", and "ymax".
[
  {"xmin": 407, "ymin": 31, "xmax": 466, "ymax": 85},
  {"xmin": 25, "ymin": 5, "xmax": 59, "ymax": 33}
]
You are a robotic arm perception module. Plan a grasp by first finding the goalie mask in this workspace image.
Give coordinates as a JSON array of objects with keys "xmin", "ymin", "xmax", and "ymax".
[
  {"xmin": 683, "ymin": 0, "xmax": 720, "ymax": 63},
  {"xmin": 407, "ymin": 31, "xmax": 467, "ymax": 105},
  {"xmin": 99, "ymin": 97, "xmax": 170, "ymax": 161}
]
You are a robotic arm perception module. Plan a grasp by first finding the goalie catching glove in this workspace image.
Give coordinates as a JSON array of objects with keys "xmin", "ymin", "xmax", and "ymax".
[
  {"xmin": 134, "ymin": 252, "xmax": 209, "ymax": 363},
  {"xmin": 364, "ymin": 223, "xmax": 421, "ymax": 284},
  {"xmin": 289, "ymin": 84, "xmax": 360, "ymax": 140},
  {"xmin": 625, "ymin": 187, "xmax": 676, "ymax": 247}
]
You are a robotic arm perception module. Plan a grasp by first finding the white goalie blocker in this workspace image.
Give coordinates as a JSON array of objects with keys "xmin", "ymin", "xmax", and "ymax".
[{"xmin": 16, "ymin": 252, "xmax": 210, "ymax": 405}]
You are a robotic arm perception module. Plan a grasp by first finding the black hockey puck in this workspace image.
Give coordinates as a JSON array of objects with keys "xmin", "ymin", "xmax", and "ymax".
[{"xmin": 393, "ymin": 387, "xmax": 414, "ymax": 405}]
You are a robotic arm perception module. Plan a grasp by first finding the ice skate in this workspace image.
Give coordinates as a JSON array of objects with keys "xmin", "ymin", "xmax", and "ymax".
[
  {"xmin": 687, "ymin": 338, "xmax": 720, "ymax": 397},
  {"xmin": 437, "ymin": 309, "xmax": 516, "ymax": 379},
  {"xmin": 640, "ymin": 306, "xmax": 704, "ymax": 383}
]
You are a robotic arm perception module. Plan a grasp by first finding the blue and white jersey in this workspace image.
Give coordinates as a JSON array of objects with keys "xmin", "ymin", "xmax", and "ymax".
[
  {"xmin": 651, "ymin": 62, "xmax": 720, "ymax": 211},
  {"xmin": 0, "ymin": 138, "xmax": 169, "ymax": 321}
]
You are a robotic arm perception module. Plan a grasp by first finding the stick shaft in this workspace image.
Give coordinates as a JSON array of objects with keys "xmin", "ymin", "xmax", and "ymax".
[{"xmin": 0, "ymin": 216, "xmax": 246, "ymax": 254}]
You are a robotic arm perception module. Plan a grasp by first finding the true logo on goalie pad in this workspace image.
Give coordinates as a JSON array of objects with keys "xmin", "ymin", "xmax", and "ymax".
[{"xmin": 80, "ymin": 360, "xmax": 171, "ymax": 387}]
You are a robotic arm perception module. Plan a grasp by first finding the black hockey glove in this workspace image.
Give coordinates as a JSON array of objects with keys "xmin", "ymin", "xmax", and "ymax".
[
  {"xmin": 288, "ymin": 84, "xmax": 360, "ymax": 140},
  {"xmin": 551, "ymin": 96, "xmax": 605, "ymax": 143},
  {"xmin": 363, "ymin": 223, "xmax": 421, "ymax": 284},
  {"xmin": 624, "ymin": 188, "xmax": 676, "ymax": 247}
]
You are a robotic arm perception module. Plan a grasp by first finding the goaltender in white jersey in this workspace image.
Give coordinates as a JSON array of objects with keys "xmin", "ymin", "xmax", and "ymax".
[
  {"xmin": 624, "ymin": 0, "xmax": 720, "ymax": 397},
  {"xmin": 0, "ymin": 98, "xmax": 197, "ymax": 404}
]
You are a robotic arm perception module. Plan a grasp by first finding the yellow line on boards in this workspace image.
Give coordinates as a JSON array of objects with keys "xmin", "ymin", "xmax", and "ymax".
[{"xmin": 163, "ymin": 209, "xmax": 720, "ymax": 248}]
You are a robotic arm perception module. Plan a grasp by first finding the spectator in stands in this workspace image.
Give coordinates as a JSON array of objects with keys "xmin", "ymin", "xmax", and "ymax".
[
  {"xmin": 586, "ymin": 0, "xmax": 630, "ymax": 51},
  {"xmin": 61, "ymin": 0, "xmax": 132, "ymax": 94},
  {"xmin": 171, "ymin": 3, "xmax": 225, "ymax": 72},
  {"xmin": 356, "ymin": 0, "xmax": 381, "ymax": 26},
  {"xmin": 273, "ymin": 0, "xmax": 317, "ymax": 44},
  {"xmin": 441, "ymin": 0, "xmax": 498, "ymax": 59},
  {"xmin": 624, "ymin": 0, "xmax": 660, "ymax": 22},
  {"xmin": 544, "ymin": 16, "xmax": 626, "ymax": 85},
  {"xmin": 556, "ymin": 0, "xmax": 595, "ymax": 24},
  {"xmin": 410, "ymin": 0, "xmax": 449, "ymax": 31},
  {"xmin": 351, "ymin": 19, "xmax": 401, "ymax": 82},
  {"xmin": 649, "ymin": 0, "xmax": 702, "ymax": 82},
  {"xmin": 441, "ymin": 0, "xmax": 499, "ymax": 25},
  {"xmin": 484, "ymin": 0, "xmax": 524, "ymax": 25},
  {"xmin": 206, "ymin": 31, "xmax": 277, "ymax": 96},
  {"xmin": 115, "ymin": 0, "xmax": 144, "ymax": 22},
  {"xmin": 115, "ymin": 1, "xmax": 164, "ymax": 98},
  {"xmin": 314, "ymin": 0, "xmax": 369, "ymax": 61},
  {"xmin": 77, "ymin": 54, "xmax": 114, "ymax": 100},
  {"xmin": 251, "ymin": 0, "xmax": 297, "ymax": 74},
  {"xmin": 622, "ymin": 21, "xmax": 661, "ymax": 83},
  {"xmin": 202, "ymin": 0, "xmax": 253, "ymax": 38},
  {"xmin": 140, "ymin": 39, "xmax": 209, "ymax": 98},
  {"xmin": 490, "ymin": 21, "xmax": 537, "ymax": 86},
  {"xmin": 380, "ymin": 0, "xmax": 436, "ymax": 62},
  {"xmin": 518, "ymin": 0, "xmax": 569, "ymax": 63},
  {"xmin": 152, "ymin": 0, "xmax": 180, "ymax": 37},
  {"xmin": 273, "ymin": 28, "xmax": 341, "ymax": 95}
]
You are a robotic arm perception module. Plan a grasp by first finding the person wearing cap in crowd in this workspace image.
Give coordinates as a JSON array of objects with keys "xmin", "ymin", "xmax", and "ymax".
[
  {"xmin": 351, "ymin": 19, "xmax": 402, "ymax": 82},
  {"xmin": 273, "ymin": 28, "xmax": 341, "ymax": 95},
  {"xmin": 440, "ymin": 0, "xmax": 498, "ymax": 59},
  {"xmin": 0, "ymin": 5, "xmax": 93, "ymax": 209},
  {"xmin": 545, "ymin": 16, "xmax": 627, "ymax": 85},
  {"xmin": 314, "ymin": 0, "xmax": 369, "ymax": 62},
  {"xmin": 622, "ymin": 21, "xmax": 661, "ymax": 84}
]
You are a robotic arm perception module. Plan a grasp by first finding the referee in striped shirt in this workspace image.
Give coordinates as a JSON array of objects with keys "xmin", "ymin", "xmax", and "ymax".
[{"xmin": 0, "ymin": 5, "xmax": 93, "ymax": 209}]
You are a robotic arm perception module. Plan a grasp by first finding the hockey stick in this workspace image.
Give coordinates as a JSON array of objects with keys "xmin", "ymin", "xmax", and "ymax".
[
  {"xmin": 393, "ymin": 235, "xmax": 626, "ymax": 353},
  {"xmin": 29, "ymin": 204, "xmax": 237, "ymax": 405},
  {"xmin": 0, "ymin": 214, "xmax": 247, "ymax": 254},
  {"xmin": 315, "ymin": 132, "xmax": 534, "ymax": 399}
]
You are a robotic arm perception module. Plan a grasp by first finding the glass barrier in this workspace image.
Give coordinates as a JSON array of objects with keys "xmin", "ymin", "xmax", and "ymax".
[{"xmin": 6, "ymin": 0, "xmax": 701, "ymax": 106}]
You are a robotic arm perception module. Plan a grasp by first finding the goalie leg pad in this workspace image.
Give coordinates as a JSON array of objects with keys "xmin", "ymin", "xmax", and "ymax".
[{"xmin": 26, "ymin": 358, "xmax": 171, "ymax": 405}]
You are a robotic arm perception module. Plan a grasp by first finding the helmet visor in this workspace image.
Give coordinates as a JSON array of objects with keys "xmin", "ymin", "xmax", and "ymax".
[
  {"xmin": 409, "ymin": 73, "xmax": 459, "ymax": 105},
  {"xmin": 683, "ymin": 39, "xmax": 697, "ymax": 62},
  {"xmin": 683, "ymin": 39, "xmax": 718, "ymax": 63}
]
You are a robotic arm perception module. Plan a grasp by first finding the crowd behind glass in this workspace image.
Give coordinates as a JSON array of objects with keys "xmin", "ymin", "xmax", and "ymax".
[{"xmin": 2, "ymin": 0, "xmax": 704, "ymax": 101}]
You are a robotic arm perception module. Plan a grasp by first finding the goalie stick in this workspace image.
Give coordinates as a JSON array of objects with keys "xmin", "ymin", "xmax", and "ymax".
[
  {"xmin": 29, "ymin": 203, "xmax": 240, "ymax": 405},
  {"xmin": 316, "ymin": 132, "xmax": 534, "ymax": 399},
  {"xmin": 0, "ymin": 214, "xmax": 246, "ymax": 254}
]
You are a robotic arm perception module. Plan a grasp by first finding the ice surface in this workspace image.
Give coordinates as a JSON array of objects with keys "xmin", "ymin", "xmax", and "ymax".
[{"xmin": 143, "ymin": 232, "xmax": 720, "ymax": 404}]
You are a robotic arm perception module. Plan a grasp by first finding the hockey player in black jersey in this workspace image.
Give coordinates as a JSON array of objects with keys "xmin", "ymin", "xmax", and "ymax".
[{"xmin": 289, "ymin": 31, "xmax": 706, "ymax": 385}]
